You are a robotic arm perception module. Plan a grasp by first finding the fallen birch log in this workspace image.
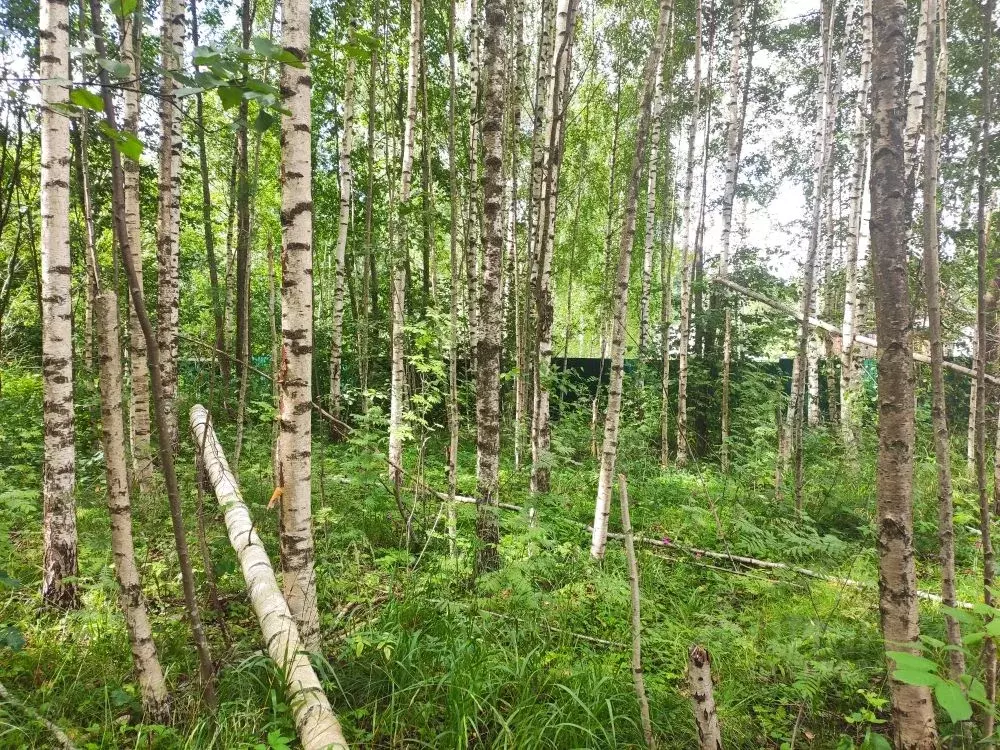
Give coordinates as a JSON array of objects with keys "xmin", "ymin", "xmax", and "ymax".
[
  {"xmin": 712, "ymin": 276, "xmax": 998, "ymax": 385},
  {"xmin": 189, "ymin": 405, "xmax": 348, "ymax": 750},
  {"xmin": 449, "ymin": 493, "xmax": 971, "ymax": 609}
]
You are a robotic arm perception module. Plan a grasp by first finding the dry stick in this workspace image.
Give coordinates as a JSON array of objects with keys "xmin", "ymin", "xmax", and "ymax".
[
  {"xmin": 712, "ymin": 275, "xmax": 1000, "ymax": 385},
  {"xmin": 87, "ymin": 0, "xmax": 217, "ymax": 708},
  {"xmin": 189, "ymin": 405, "xmax": 348, "ymax": 750},
  {"xmin": 619, "ymin": 475, "xmax": 655, "ymax": 749},
  {"xmin": 0, "ymin": 680, "xmax": 77, "ymax": 749},
  {"xmin": 687, "ymin": 645, "xmax": 723, "ymax": 750}
]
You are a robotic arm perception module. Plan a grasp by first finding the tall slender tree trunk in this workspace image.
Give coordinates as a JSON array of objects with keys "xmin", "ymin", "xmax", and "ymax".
[
  {"xmin": 590, "ymin": 0, "xmax": 672, "ymax": 559},
  {"xmin": 190, "ymin": 0, "xmax": 229, "ymax": 399},
  {"xmin": 278, "ymin": 0, "xmax": 321, "ymax": 651},
  {"xmin": 117, "ymin": 1, "xmax": 152, "ymax": 488},
  {"xmin": 975, "ymin": 0, "xmax": 997, "ymax": 729},
  {"xmin": 330, "ymin": 23, "xmax": 357, "ymax": 436},
  {"xmin": 718, "ymin": 0, "xmax": 749, "ymax": 472},
  {"xmin": 95, "ymin": 292, "xmax": 171, "ymax": 721},
  {"xmin": 40, "ymin": 0, "xmax": 78, "ymax": 609},
  {"xmin": 870, "ymin": 0, "xmax": 939, "ymax": 738},
  {"xmin": 660, "ymin": 161, "xmax": 676, "ymax": 468},
  {"xmin": 780, "ymin": 0, "xmax": 835, "ymax": 507},
  {"xmin": 358, "ymin": 11, "xmax": 378, "ymax": 416},
  {"xmin": 466, "ymin": 0, "xmax": 482, "ymax": 366},
  {"xmin": 389, "ymin": 0, "xmax": 422, "ymax": 493},
  {"xmin": 638, "ymin": 72, "xmax": 665, "ymax": 363},
  {"xmin": 234, "ymin": 0, "xmax": 252, "ymax": 402},
  {"xmin": 676, "ymin": 0, "xmax": 702, "ymax": 468},
  {"xmin": 88, "ymin": 0, "xmax": 217, "ymax": 704},
  {"xmin": 919, "ymin": 0, "xmax": 963, "ymax": 679},
  {"xmin": 156, "ymin": 0, "xmax": 185, "ymax": 451},
  {"xmin": 530, "ymin": 0, "xmax": 578, "ymax": 495},
  {"xmin": 841, "ymin": 0, "xmax": 873, "ymax": 455},
  {"xmin": 474, "ymin": 0, "xmax": 509, "ymax": 574},
  {"xmin": 447, "ymin": 0, "xmax": 461, "ymax": 558}
]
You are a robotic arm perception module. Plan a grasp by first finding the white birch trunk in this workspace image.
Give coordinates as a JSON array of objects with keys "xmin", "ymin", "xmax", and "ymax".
[
  {"xmin": 155, "ymin": 0, "xmax": 184, "ymax": 452},
  {"xmin": 96, "ymin": 293, "xmax": 171, "ymax": 722},
  {"xmin": 329, "ymin": 26, "xmax": 356, "ymax": 433},
  {"xmin": 591, "ymin": 0, "xmax": 672, "ymax": 559},
  {"xmin": 389, "ymin": 0, "xmax": 423, "ymax": 489},
  {"xmin": 676, "ymin": 0, "xmax": 703, "ymax": 468},
  {"xmin": 41, "ymin": 0, "xmax": 78, "ymax": 609},
  {"xmin": 638, "ymin": 76, "xmax": 665, "ymax": 360},
  {"xmin": 190, "ymin": 405, "xmax": 348, "ymax": 750},
  {"xmin": 903, "ymin": 0, "xmax": 931, "ymax": 203},
  {"xmin": 278, "ymin": 0, "xmax": 321, "ymax": 650},
  {"xmin": 688, "ymin": 645, "xmax": 723, "ymax": 750},
  {"xmin": 840, "ymin": 0, "xmax": 873, "ymax": 453},
  {"xmin": 120, "ymin": 10, "xmax": 152, "ymax": 488}
]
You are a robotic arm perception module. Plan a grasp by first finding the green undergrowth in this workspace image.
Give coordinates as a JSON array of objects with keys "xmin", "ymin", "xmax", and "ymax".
[{"xmin": 0, "ymin": 367, "xmax": 994, "ymax": 748}]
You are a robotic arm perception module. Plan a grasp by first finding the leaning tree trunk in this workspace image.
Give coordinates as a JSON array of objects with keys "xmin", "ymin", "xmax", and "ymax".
[
  {"xmin": 975, "ymin": 0, "xmax": 997, "ymax": 729},
  {"xmin": 474, "ymin": 0, "xmax": 510, "ymax": 575},
  {"xmin": 590, "ymin": 0, "xmax": 672, "ymax": 560},
  {"xmin": 40, "ymin": 0, "xmax": 78, "ymax": 609},
  {"xmin": 96, "ymin": 292, "xmax": 171, "ymax": 722},
  {"xmin": 190, "ymin": 406, "xmax": 348, "ymax": 750},
  {"xmin": 88, "ymin": 0, "xmax": 217, "ymax": 705},
  {"xmin": 870, "ymin": 0, "xmax": 940, "ymax": 739},
  {"xmin": 329, "ymin": 23, "xmax": 357, "ymax": 436},
  {"xmin": 840, "ymin": 0, "xmax": 873, "ymax": 456},
  {"xmin": 155, "ymin": 0, "xmax": 184, "ymax": 452},
  {"xmin": 278, "ymin": 0, "xmax": 321, "ymax": 651},
  {"xmin": 676, "ymin": 0, "xmax": 702, "ymax": 468}
]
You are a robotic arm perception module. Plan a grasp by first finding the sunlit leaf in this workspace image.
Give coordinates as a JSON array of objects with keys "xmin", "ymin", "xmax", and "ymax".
[
  {"xmin": 69, "ymin": 88, "xmax": 104, "ymax": 112},
  {"xmin": 934, "ymin": 681, "xmax": 972, "ymax": 723}
]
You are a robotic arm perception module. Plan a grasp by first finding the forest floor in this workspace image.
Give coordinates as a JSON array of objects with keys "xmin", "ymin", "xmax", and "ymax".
[{"xmin": 0, "ymin": 366, "xmax": 988, "ymax": 748}]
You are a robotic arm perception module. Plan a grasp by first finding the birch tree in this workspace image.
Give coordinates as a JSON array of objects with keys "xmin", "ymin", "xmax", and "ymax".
[
  {"xmin": 919, "ymin": 0, "xmax": 963, "ymax": 678},
  {"xmin": 330, "ymin": 22, "xmax": 357, "ymax": 433},
  {"xmin": 474, "ymin": 0, "xmax": 509, "ymax": 574},
  {"xmin": 676, "ymin": 0, "xmax": 702, "ymax": 468},
  {"xmin": 870, "ymin": 0, "xmax": 939, "ymax": 737},
  {"xmin": 531, "ymin": 0, "xmax": 578, "ymax": 495},
  {"xmin": 591, "ymin": 0, "xmax": 672, "ymax": 559},
  {"xmin": 388, "ymin": 0, "xmax": 422, "ymax": 493},
  {"xmin": 278, "ymin": 0, "xmax": 321, "ymax": 650},
  {"xmin": 95, "ymin": 292, "xmax": 171, "ymax": 722},
  {"xmin": 155, "ymin": 0, "xmax": 185, "ymax": 451},
  {"xmin": 840, "ymin": 0, "xmax": 873, "ymax": 454},
  {"xmin": 118, "ymin": 2, "xmax": 152, "ymax": 486},
  {"xmin": 40, "ymin": 0, "xmax": 77, "ymax": 609}
]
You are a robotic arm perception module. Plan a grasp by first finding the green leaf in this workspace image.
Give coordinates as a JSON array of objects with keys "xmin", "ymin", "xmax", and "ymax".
[
  {"xmin": 861, "ymin": 731, "xmax": 892, "ymax": 750},
  {"xmin": 69, "ymin": 88, "xmax": 104, "ymax": 112},
  {"xmin": 97, "ymin": 57, "xmax": 131, "ymax": 78},
  {"xmin": 0, "ymin": 624, "xmax": 24, "ymax": 651},
  {"xmin": 117, "ymin": 131, "xmax": 143, "ymax": 161},
  {"xmin": 0, "ymin": 571, "xmax": 21, "ymax": 589},
  {"xmin": 253, "ymin": 110, "xmax": 276, "ymax": 134},
  {"xmin": 193, "ymin": 46, "xmax": 222, "ymax": 66},
  {"xmin": 962, "ymin": 631, "xmax": 985, "ymax": 646},
  {"xmin": 174, "ymin": 86, "xmax": 204, "ymax": 98},
  {"xmin": 108, "ymin": 0, "xmax": 136, "ymax": 16},
  {"xmin": 276, "ymin": 50, "xmax": 306, "ymax": 68},
  {"xmin": 252, "ymin": 36, "xmax": 282, "ymax": 58},
  {"xmin": 217, "ymin": 86, "xmax": 243, "ymax": 110},
  {"xmin": 886, "ymin": 651, "xmax": 938, "ymax": 673},
  {"xmin": 968, "ymin": 678, "xmax": 988, "ymax": 705},
  {"xmin": 934, "ymin": 680, "xmax": 972, "ymax": 723},
  {"xmin": 985, "ymin": 618, "xmax": 1000, "ymax": 637},
  {"xmin": 892, "ymin": 669, "xmax": 941, "ymax": 687},
  {"xmin": 940, "ymin": 605, "xmax": 975, "ymax": 624}
]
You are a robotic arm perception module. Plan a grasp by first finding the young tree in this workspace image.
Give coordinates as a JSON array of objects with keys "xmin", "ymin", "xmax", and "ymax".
[
  {"xmin": 278, "ymin": 0, "xmax": 321, "ymax": 650},
  {"xmin": 40, "ymin": 0, "xmax": 78, "ymax": 609},
  {"xmin": 474, "ymin": 0, "xmax": 509, "ymax": 574},
  {"xmin": 329, "ymin": 22, "xmax": 357, "ymax": 433},
  {"xmin": 591, "ymin": 0, "xmax": 672, "ymax": 559},
  {"xmin": 388, "ymin": 0, "xmax": 422, "ymax": 494},
  {"xmin": 447, "ymin": 0, "xmax": 461, "ymax": 557},
  {"xmin": 156, "ymin": 0, "xmax": 185, "ymax": 451},
  {"xmin": 870, "ymin": 0, "xmax": 939, "ymax": 738},
  {"xmin": 676, "ymin": 0, "xmax": 702, "ymax": 468}
]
